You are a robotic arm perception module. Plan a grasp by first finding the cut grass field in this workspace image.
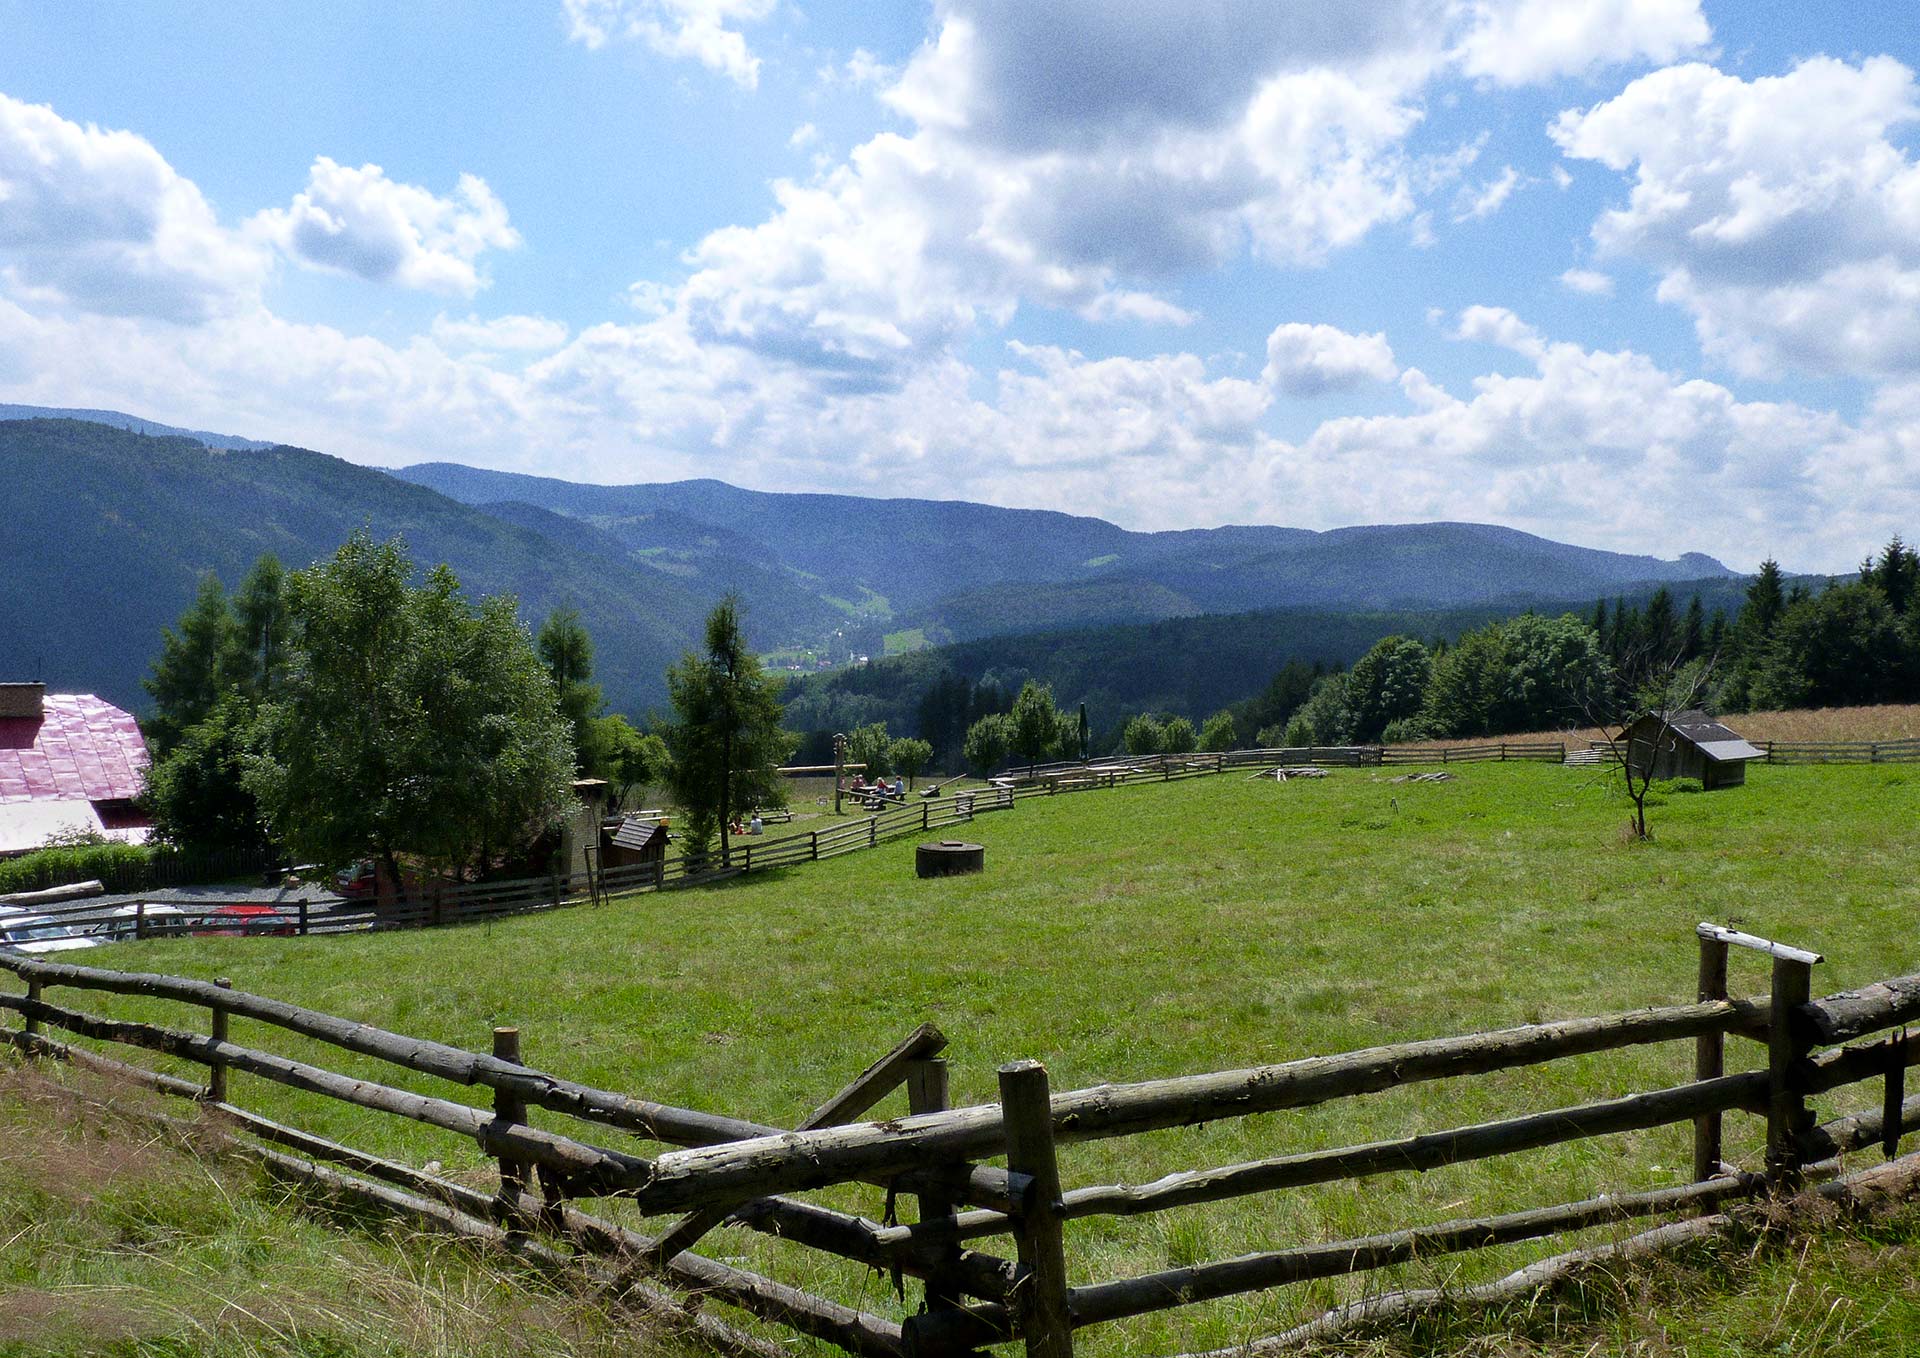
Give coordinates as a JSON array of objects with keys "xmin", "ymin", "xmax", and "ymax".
[
  {"xmin": 1409, "ymin": 702, "xmax": 1920, "ymax": 749},
  {"xmin": 19, "ymin": 759, "xmax": 1920, "ymax": 1355}
]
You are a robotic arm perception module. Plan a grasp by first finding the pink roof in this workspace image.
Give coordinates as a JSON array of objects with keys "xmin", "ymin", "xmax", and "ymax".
[{"xmin": 0, "ymin": 693, "xmax": 150, "ymax": 804}]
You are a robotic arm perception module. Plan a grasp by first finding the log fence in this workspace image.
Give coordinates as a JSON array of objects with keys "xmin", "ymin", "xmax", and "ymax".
[{"xmin": 3, "ymin": 922, "xmax": 1917, "ymax": 1356}]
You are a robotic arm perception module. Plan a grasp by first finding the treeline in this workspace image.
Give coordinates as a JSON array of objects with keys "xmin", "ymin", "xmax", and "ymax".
[{"xmin": 1204, "ymin": 537, "xmax": 1920, "ymax": 748}]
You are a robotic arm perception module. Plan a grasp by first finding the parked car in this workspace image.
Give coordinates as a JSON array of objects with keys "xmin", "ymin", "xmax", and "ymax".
[
  {"xmin": 86, "ymin": 903, "xmax": 190, "ymax": 941},
  {"xmin": 190, "ymin": 903, "xmax": 297, "ymax": 937},
  {"xmin": 0, "ymin": 908, "xmax": 102, "ymax": 954},
  {"xmin": 335, "ymin": 861, "xmax": 376, "ymax": 898}
]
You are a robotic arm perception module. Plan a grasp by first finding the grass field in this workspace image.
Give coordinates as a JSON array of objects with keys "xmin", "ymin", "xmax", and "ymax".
[
  {"xmin": 1415, "ymin": 702, "xmax": 1920, "ymax": 748},
  {"xmin": 18, "ymin": 759, "xmax": 1920, "ymax": 1355}
]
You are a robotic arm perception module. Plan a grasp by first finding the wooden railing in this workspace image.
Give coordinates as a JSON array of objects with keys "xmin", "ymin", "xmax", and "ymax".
[
  {"xmin": 3, "ymin": 924, "xmax": 1915, "ymax": 1356},
  {"xmin": 1763, "ymin": 737, "xmax": 1920, "ymax": 764}
]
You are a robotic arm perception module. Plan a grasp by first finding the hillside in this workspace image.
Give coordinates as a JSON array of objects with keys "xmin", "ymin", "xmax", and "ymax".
[
  {"xmin": 0, "ymin": 420, "xmax": 744, "ymax": 715},
  {"xmin": 396, "ymin": 462, "xmax": 1739, "ymax": 644}
]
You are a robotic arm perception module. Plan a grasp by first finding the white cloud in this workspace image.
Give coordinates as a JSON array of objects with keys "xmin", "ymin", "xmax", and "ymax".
[
  {"xmin": 787, "ymin": 123, "xmax": 818, "ymax": 149},
  {"xmin": 1452, "ymin": 165, "xmax": 1521, "ymax": 221},
  {"xmin": 562, "ymin": 0, "xmax": 775, "ymax": 88},
  {"xmin": 1559, "ymin": 267, "xmax": 1614, "ymax": 295},
  {"xmin": 1554, "ymin": 56, "xmax": 1920, "ymax": 378},
  {"xmin": 251, "ymin": 158, "xmax": 520, "ymax": 296},
  {"xmin": 1457, "ymin": 0, "xmax": 1709, "ymax": 86},
  {"xmin": 1263, "ymin": 322, "xmax": 1398, "ymax": 396},
  {"xmin": 0, "ymin": 92, "xmax": 267, "ymax": 322},
  {"xmin": 431, "ymin": 313, "xmax": 570, "ymax": 353}
]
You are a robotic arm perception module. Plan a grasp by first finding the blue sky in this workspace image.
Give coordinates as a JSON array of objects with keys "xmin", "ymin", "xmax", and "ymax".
[{"xmin": 1, "ymin": 1, "xmax": 1916, "ymax": 572}]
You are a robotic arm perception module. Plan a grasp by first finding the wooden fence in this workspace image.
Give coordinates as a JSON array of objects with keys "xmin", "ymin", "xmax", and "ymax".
[
  {"xmin": 1762, "ymin": 737, "xmax": 1920, "ymax": 764},
  {"xmin": 3, "ymin": 922, "xmax": 1915, "ymax": 1357}
]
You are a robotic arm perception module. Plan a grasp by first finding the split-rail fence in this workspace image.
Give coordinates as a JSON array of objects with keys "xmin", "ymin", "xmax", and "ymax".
[{"xmin": 3, "ymin": 923, "xmax": 1916, "ymax": 1357}]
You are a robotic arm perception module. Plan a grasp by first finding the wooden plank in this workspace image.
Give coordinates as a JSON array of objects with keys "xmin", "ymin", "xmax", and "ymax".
[
  {"xmin": 1798, "ymin": 972, "xmax": 1920, "ymax": 1044},
  {"xmin": 876, "ymin": 1071, "xmax": 1766, "ymax": 1246},
  {"xmin": 624, "ymin": 998, "xmax": 1769, "ymax": 1215},
  {"xmin": 1000, "ymin": 1060, "xmax": 1072, "ymax": 1358},
  {"xmin": 1695, "ymin": 922, "xmax": 1822, "ymax": 966},
  {"xmin": 904, "ymin": 1175, "xmax": 1767, "ymax": 1350},
  {"xmin": 1695, "ymin": 933, "xmax": 1728, "ymax": 1181},
  {"xmin": 645, "ymin": 1022, "xmax": 945, "ymax": 1265},
  {"xmin": 1768, "ymin": 956, "xmax": 1816, "ymax": 1186}
]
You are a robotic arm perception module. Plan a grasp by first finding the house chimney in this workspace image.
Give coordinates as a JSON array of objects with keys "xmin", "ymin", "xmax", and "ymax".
[{"xmin": 0, "ymin": 683, "xmax": 46, "ymax": 719}]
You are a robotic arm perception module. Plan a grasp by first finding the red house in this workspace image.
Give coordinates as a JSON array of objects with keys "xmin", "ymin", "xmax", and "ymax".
[{"xmin": 0, "ymin": 682, "xmax": 153, "ymax": 856}]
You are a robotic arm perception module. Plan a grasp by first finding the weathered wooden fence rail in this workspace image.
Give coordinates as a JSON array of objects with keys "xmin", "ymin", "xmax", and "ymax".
[
  {"xmin": 1762, "ymin": 736, "xmax": 1920, "ymax": 764},
  {"xmin": 3, "ymin": 923, "xmax": 1914, "ymax": 1357}
]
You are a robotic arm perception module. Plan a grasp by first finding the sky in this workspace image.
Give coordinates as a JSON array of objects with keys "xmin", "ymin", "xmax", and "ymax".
[{"xmin": 0, "ymin": 1, "xmax": 1916, "ymax": 573}]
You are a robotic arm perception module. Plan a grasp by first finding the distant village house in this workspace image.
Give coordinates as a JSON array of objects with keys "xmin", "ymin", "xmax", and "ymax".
[{"xmin": 0, "ymin": 682, "xmax": 153, "ymax": 856}]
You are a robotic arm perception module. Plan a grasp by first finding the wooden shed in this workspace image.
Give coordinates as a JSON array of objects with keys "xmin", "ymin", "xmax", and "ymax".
[
  {"xmin": 601, "ymin": 814, "xmax": 669, "ymax": 869},
  {"xmin": 1621, "ymin": 710, "xmax": 1765, "ymax": 790}
]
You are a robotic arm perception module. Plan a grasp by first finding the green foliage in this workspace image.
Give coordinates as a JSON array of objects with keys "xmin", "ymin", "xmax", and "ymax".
[
  {"xmin": 0, "ymin": 841, "xmax": 152, "ymax": 895},
  {"xmin": 1008, "ymin": 680, "xmax": 1062, "ymax": 770},
  {"xmin": 1292, "ymin": 673, "xmax": 1353, "ymax": 744},
  {"xmin": 246, "ymin": 532, "xmax": 575, "ymax": 884},
  {"xmin": 1199, "ymin": 710, "xmax": 1236, "ymax": 752},
  {"xmin": 142, "ymin": 572, "xmax": 242, "ymax": 757},
  {"xmin": 145, "ymin": 691, "xmax": 272, "ymax": 855},
  {"xmin": 663, "ymin": 595, "xmax": 794, "ymax": 863},
  {"xmin": 231, "ymin": 554, "xmax": 290, "ymax": 698},
  {"xmin": 1161, "ymin": 715, "xmax": 1197, "ymax": 754},
  {"xmin": 1379, "ymin": 717, "xmax": 1426, "ymax": 744},
  {"xmin": 1122, "ymin": 713, "xmax": 1164, "ymax": 756},
  {"xmin": 1344, "ymin": 635, "xmax": 1432, "ymax": 742},
  {"xmin": 889, "ymin": 737, "xmax": 934, "ymax": 787},
  {"xmin": 591, "ymin": 714, "xmax": 670, "ymax": 806},
  {"xmin": 538, "ymin": 607, "xmax": 605, "ymax": 774},
  {"xmin": 844, "ymin": 721, "xmax": 895, "ymax": 779},
  {"xmin": 961, "ymin": 712, "xmax": 1011, "ymax": 777},
  {"xmin": 1751, "ymin": 581, "xmax": 1916, "ymax": 710},
  {"xmin": 1283, "ymin": 716, "xmax": 1313, "ymax": 746}
]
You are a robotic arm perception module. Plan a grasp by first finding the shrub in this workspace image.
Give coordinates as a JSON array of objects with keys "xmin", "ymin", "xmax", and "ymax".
[{"xmin": 0, "ymin": 842, "xmax": 154, "ymax": 895}]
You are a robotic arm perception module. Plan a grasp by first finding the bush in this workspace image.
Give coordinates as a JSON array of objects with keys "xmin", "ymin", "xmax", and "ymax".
[
  {"xmin": 0, "ymin": 842, "xmax": 155, "ymax": 895},
  {"xmin": 1380, "ymin": 718, "xmax": 1428, "ymax": 745}
]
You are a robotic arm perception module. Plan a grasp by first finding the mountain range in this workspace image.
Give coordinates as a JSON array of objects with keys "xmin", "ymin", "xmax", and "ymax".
[{"xmin": 1, "ymin": 404, "xmax": 1744, "ymax": 720}]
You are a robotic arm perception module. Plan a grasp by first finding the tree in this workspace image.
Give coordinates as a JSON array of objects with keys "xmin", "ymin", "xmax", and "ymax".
[
  {"xmin": 146, "ymin": 692, "xmax": 272, "ymax": 855},
  {"xmin": 245, "ymin": 533, "xmax": 574, "ymax": 893},
  {"xmin": 889, "ymin": 737, "xmax": 933, "ymax": 788},
  {"xmin": 232, "ymin": 555, "xmax": 290, "ymax": 699},
  {"xmin": 1162, "ymin": 715, "xmax": 1197, "ymax": 754},
  {"xmin": 1751, "ymin": 583, "xmax": 1916, "ymax": 710},
  {"xmin": 1500, "ymin": 613, "xmax": 1615, "ymax": 732},
  {"xmin": 1008, "ymin": 680, "xmax": 1061, "ymax": 775},
  {"xmin": 961, "ymin": 712, "xmax": 1011, "ymax": 777},
  {"xmin": 1345, "ymin": 636, "xmax": 1432, "ymax": 742},
  {"xmin": 1419, "ymin": 625, "xmax": 1512, "ymax": 738},
  {"xmin": 592, "ymin": 714, "xmax": 671, "ymax": 807},
  {"xmin": 538, "ymin": 607, "xmax": 605, "ymax": 774},
  {"xmin": 144, "ymin": 572, "xmax": 242, "ymax": 757},
  {"xmin": 1292, "ymin": 673, "xmax": 1353, "ymax": 745},
  {"xmin": 845, "ymin": 721, "xmax": 895, "ymax": 780},
  {"xmin": 1199, "ymin": 710, "xmax": 1236, "ymax": 752},
  {"xmin": 1122, "ymin": 713, "xmax": 1164, "ymax": 756},
  {"xmin": 662, "ymin": 595, "xmax": 793, "ymax": 866}
]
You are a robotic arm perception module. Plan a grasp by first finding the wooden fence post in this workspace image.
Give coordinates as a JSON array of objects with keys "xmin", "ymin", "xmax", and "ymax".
[
  {"xmin": 135, "ymin": 900, "xmax": 147, "ymax": 941},
  {"xmin": 1000, "ymin": 1060, "xmax": 1072, "ymax": 1358},
  {"xmin": 869, "ymin": 816, "xmax": 878, "ymax": 848},
  {"xmin": 1693, "ymin": 934, "xmax": 1728, "ymax": 1181},
  {"xmin": 1767, "ymin": 956, "xmax": 1815, "ymax": 1187},
  {"xmin": 298, "ymin": 899, "xmax": 309, "ymax": 936},
  {"xmin": 908, "ymin": 1057, "xmax": 965, "ymax": 1315},
  {"xmin": 23, "ymin": 979, "xmax": 41, "ymax": 1038},
  {"xmin": 811, "ymin": 830, "xmax": 820, "ymax": 861},
  {"xmin": 493, "ymin": 1026, "xmax": 530, "ymax": 1215},
  {"xmin": 208, "ymin": 978, "xmax": 233, "ymax": 1104},
  {"xmin": 923, "ymin": 801, "xmax": 931, "ymax": 833}
]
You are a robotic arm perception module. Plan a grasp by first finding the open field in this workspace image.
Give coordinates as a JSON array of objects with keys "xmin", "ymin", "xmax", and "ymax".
[
  {"xmin": 1407, "ymin": 703, "xmax": 1920, "ymax": 749},
  {"xmin": 25, "ymin": 760, "xmax": 1920, "ymax": 1354}
]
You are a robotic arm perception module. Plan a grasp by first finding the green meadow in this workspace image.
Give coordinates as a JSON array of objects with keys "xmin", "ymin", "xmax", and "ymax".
[{"xmin": 17, "ymin": 760, "xmax": 1920, "ymax": 1356}]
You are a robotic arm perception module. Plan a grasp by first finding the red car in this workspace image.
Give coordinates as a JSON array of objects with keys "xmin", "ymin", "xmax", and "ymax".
[{"xmin": 191, "ymin": 904, "xmax": 297, "ymax": 937}]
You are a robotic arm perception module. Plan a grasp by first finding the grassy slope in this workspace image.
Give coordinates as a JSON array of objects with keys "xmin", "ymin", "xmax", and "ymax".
[
  {"xmin": 0, "ymin": 1063, "xmax": 697, "ymax": 1358},
  {"xmin": 1422, "ymin": 703, "xmax": 1920, "ymax": 748},
  {"xmin": 55, "ymin": 763, "xmax": 1920, "ymax": 1354}
]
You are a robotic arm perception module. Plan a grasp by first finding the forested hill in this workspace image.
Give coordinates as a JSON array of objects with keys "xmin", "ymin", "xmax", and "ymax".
[
  {"xmin": 397, "ymin": 462, "xmax": 1737, "ymax": 642},
  {"xmin": 0, "ymin": 403, "xmax": 275, "ymax": 451},
  {"xmin": 0, "ymin": 419, "xmax": 738, "ymax": 715},
  {"xmin": 781, "ymin": 575, "xmax": 1758, "ymax": 754}
]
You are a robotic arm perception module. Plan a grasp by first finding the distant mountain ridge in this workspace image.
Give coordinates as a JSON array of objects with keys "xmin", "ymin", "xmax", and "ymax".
[
  {"xmin": 0, "ymin": 403, "xmax": 1749, "ymax": 726},
  {"xmin": 0, "ymin": 403, "xmax": 275, "ymax": 452},
  {"xmin": 395, "ymin": 461, "xmax": 1737, "ymax": 643}
]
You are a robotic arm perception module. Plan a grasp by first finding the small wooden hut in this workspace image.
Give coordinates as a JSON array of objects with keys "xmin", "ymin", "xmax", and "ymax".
[
  {"xmin": 1621, "ymin": 710, "xmax": 1765, "ymax": 790},
  {"xmin": 601, "ymin": 813, "xmax": 669, "ymax": 869}
]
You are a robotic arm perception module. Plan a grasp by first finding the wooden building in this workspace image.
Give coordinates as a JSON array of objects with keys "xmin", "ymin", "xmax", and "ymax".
[
  {"xmin": 1621, "ymin": 710, "xmax": 1765, "ymax": 790},
  {"xmin": 601, "ymin": 814, "xmax": 669, "ymax": 870}
]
